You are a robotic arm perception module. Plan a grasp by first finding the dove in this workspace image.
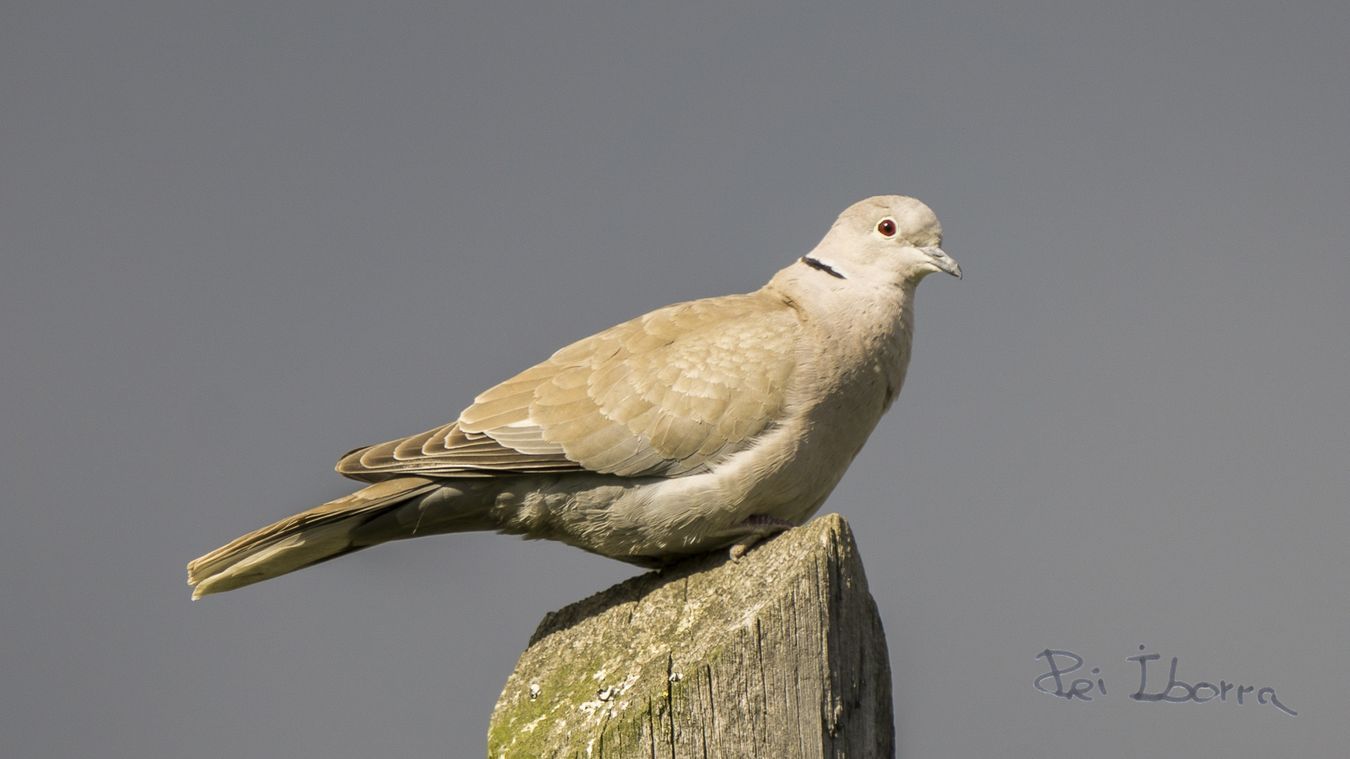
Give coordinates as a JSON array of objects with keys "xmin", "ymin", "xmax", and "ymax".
[{"xmin": 187, "ymin": 195, "xmax": 960, "ymax": 598}]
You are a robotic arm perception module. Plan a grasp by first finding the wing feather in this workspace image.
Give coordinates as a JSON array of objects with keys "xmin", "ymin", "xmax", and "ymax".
[{"xmin": 335, "ymin": 291, "xmax": 799, "ymax": 482}]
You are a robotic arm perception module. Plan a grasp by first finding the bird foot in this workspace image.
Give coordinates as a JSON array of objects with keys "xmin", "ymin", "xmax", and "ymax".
[{"xmin": 727, "ymin": 514, "xmax": 796, "ymax": 561}]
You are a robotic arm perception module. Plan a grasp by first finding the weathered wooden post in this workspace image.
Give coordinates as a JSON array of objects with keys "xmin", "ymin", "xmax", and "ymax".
[{"xmin": 488, "ymin": 514, "xmax": 893, "ymax": 758}]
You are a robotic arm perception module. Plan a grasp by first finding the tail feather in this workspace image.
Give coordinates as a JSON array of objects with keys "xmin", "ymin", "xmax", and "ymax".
[{"xmin": 187, "ymin": 477, "xmax": 439, "ymax": 599}]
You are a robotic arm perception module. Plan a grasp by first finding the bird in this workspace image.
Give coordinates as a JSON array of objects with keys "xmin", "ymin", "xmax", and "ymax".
[{"xmin": 186, "ymin": 195, "xmax": 961, "ymax": 599}]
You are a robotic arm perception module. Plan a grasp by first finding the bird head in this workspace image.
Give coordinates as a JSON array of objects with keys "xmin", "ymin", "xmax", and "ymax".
[{"xmin": 801, "ymin": 195, "xmax": 961, "ymax": 286}]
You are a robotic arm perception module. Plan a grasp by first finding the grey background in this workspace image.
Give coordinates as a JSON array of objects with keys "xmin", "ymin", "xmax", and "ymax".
[{"xmin": 3, "ymin": 1, "xmax": 1347, "ymax": 757}]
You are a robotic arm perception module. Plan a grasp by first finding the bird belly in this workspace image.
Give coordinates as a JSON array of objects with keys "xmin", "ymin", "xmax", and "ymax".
[{"xmin": 569, "ymin": 395, "xmax": 885, "ymax": 561}]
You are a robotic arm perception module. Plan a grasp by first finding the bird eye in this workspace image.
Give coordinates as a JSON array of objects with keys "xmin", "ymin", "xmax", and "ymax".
[{"xmin": 877, "ymin": 219, "xmax": 897, "ymax": 237}]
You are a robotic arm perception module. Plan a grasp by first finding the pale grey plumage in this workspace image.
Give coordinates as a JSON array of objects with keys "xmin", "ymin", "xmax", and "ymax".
[{"xmin": 187, "ymin": 195, "xmax": 960, "ymax": 598}]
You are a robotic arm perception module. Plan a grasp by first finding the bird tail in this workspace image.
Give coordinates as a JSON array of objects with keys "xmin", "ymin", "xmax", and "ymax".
[{"xmin": 186, "ymin": 476, "xmax": 484, "ymax": 599}]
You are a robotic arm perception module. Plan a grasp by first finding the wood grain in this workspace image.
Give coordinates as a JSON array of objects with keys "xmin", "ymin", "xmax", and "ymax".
[{"xmin": 489, "ymin": 514, "xmax": 893, "ymax": 758}]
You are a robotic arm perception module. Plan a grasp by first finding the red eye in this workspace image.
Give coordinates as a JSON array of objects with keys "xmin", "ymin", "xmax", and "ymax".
[{"xmin": 877, "ymin": 219, "xmax": 897, "ymax": 237}]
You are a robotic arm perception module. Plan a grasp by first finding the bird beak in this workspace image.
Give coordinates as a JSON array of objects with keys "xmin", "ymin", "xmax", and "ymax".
[{"xmin": 922, "ymin": 247, "xmax": 962, "ymax": 279}]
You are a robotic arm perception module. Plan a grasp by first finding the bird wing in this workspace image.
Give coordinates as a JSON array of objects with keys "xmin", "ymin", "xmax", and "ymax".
[{"xmin": 336, "ymin": 291, "xmax": 800, "ymax": 482}]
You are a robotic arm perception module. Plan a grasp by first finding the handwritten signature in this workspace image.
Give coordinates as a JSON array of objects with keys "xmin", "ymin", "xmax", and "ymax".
[{"xmin": 1033, "ymin": 646, "xmax": 1296, "ymax": 717}]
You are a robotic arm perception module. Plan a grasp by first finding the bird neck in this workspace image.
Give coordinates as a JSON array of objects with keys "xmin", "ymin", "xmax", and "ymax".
[{"xmin": 766, "ymin": 259, "xmax": 917, "ymax": 341}]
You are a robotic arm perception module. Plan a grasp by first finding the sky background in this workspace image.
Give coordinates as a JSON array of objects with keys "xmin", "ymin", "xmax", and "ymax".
[{"xmin": 3, "ymin": 1, "xmax": 1348, "ymax": 757}]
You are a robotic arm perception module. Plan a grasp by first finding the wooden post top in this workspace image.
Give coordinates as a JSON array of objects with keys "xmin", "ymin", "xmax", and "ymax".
[{"xmin": 489, "ymin": 514, "xmax": 894, "ymax": 758}]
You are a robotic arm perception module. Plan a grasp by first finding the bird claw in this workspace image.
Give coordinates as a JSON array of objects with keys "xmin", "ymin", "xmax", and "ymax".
[
  {"xmin": 727, "ymin": 515, "xmax": 796, "ymax": 561},
  {"xmin": 729, "ymin": 539, "xmax": 756, "ymax": 562}
]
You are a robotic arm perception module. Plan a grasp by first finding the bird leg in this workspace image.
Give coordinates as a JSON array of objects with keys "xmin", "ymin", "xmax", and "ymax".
[{"xmin": 728, "ymin": 514, "xmax": 797, "ymax": 561}]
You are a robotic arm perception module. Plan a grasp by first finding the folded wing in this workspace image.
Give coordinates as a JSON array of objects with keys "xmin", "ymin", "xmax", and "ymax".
[{"xmin": 336, "ymin": 292, "xmax": 799, "ymax": 482}]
